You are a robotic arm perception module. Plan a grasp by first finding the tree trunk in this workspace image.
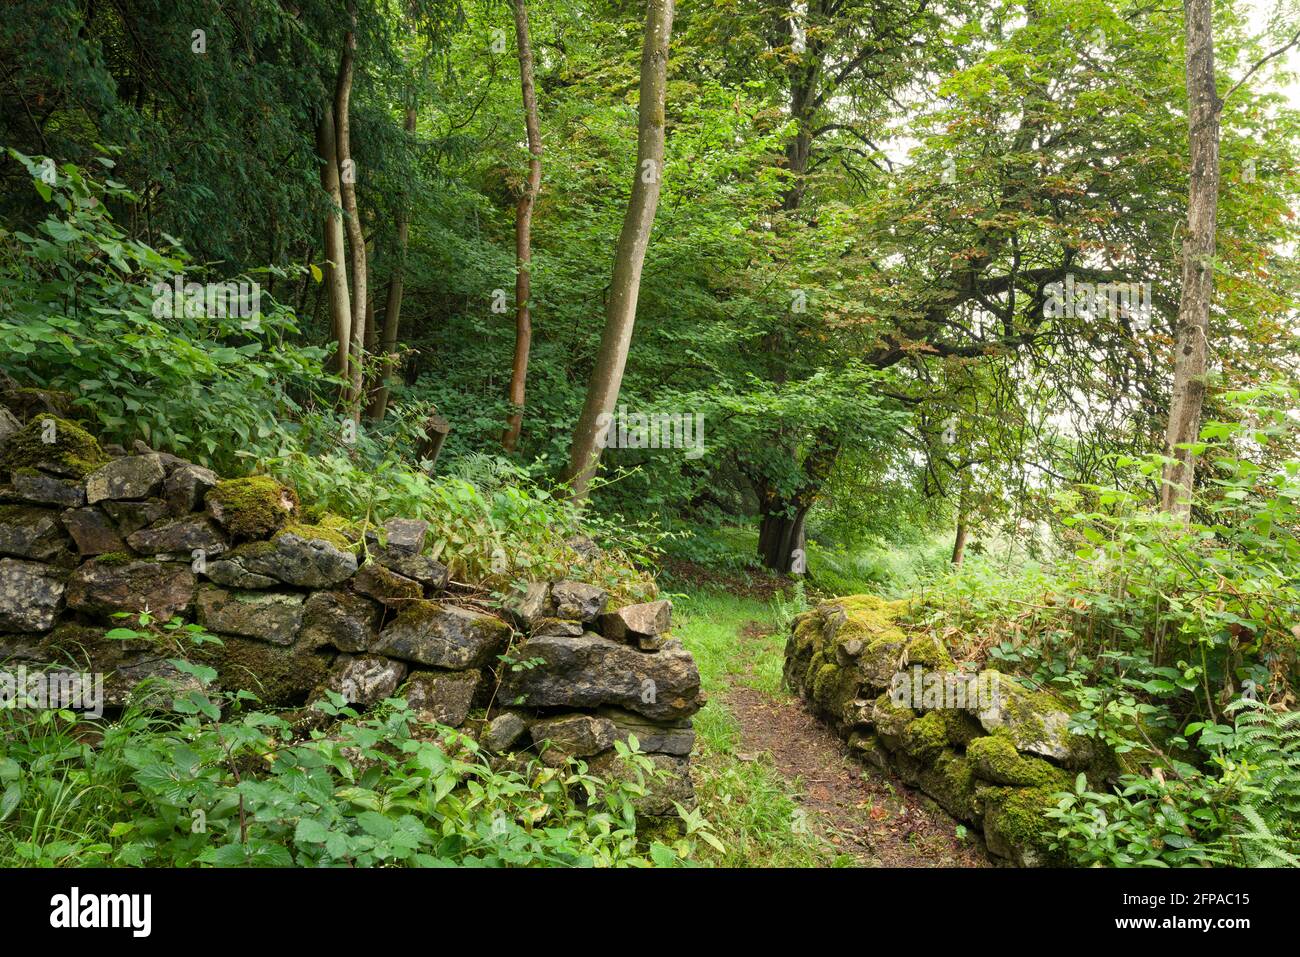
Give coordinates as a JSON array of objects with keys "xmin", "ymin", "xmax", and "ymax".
[
  {"xmin": 951, "ymin": 477, "xmax": 970, "ymax": 566},
  {"xmin": 316, "ymin": 105, "xmax": 351, "ymax": 378},
  {"xmin": 502, "ymin": 0, "xmax": 544, "ymax": 453},
  {"xmin": 564, "ymin": 0, "xmax": 674, "ymax": 500},
  {"xmin": 1161, "ymin": 0, "xmax": 1220, "ymax": 519},
  {"xmin": 758, "ymin": 502, "xmax": 808, "ymax": 573},
  {"xmin": 366, "ymin": 105, "xmax": 417, "ymax": 424},
  {"xmin": 335, "ymin": 15, "xmax": 368, "ymax": 422}
]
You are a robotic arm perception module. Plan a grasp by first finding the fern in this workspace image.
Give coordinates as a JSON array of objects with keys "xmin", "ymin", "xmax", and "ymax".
[{"xmin": 1209, "ymin": 700, "xmax": 1300, "ymax": 867}]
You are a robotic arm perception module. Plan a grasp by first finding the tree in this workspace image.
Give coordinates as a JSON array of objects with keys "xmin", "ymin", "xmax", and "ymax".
[
  {"xmin": 502, "ymin": 0, "xmax": 544, "ymax": 453},
  {"xmin": 367, "ymin": 104, "xmax": 418, "ymax": 423},
  {"xmin": 564, "ymin": 0, "xmax": 675, "ymax": 500},
  {"xmin": 335, "ymin": 11, "xmax": 370, "ymax": 420},
  {"xmin": 317, "ymin": 104, "xmax": 353, "ymax": 380},
  {"xmin": 1160, "ymin": 0, "xmax": 1220, "ymax": 518}
]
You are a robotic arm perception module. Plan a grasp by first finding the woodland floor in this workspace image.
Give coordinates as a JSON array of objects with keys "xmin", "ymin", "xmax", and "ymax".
[{"xmin": 723, "ymin": 620, "xmax": 989, "ymax": 867}]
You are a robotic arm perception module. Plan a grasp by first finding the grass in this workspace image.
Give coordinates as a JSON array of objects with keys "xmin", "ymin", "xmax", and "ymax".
[{"xmin": 673, "ymin": 587, "xmax": 850, "ymax": 867}]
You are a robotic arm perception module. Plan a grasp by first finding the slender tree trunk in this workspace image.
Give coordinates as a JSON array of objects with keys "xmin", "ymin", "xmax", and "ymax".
[
  {"xmin": 316, "ymin": 105, "xmax": 351, "ymax": 378},
  {"xmin": 502, "ymin": 0, "xmax": 544, "ymax": 454},
  {"xmin": 565, "ymin": 0, "xmax": 674, "ymax": 500},
  {"xmin": 1161, "ymin": 0, "xmax": 1219, "ymax": 519},
  {"xmin": 951, "ymin": 477, "xmax": 970, "ymax": 566},
  {"xmin": 367, "ymin": 105, "xmax": 417, "ymax": 423},
  {"xmin": 335, "ymin": 15, "xmax": 368, "ymax": 421}
]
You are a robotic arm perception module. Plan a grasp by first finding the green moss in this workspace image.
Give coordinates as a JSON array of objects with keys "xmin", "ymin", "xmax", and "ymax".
[
  {"xmin": 901, "ymin": 710, "xmax": 948, "ymax": 762},
  {"xmin": 982, "ymin": 785, "xmax": 1065, "ymax": 865},
  {"xmin": 904, "ymin": 634, "xmax": 954, "ymax": 670},
  {"xmin": 206, "ymin": 476, "xmax": 298, "ymax": 540},
  {"xmin": 968, "ymin": 733, "xmax": 1073, "ymax": 789},
  {"xmin": 918, "ymin": 748, "xmax": 979, "ymax": 821},
  {"xmin": 94, "ymin": 551, "xmax": 136, "ymax": 566},
  {"xmin": 0, "ymin": 416, "xmax": 108, "ymax": 478},
  {"xmin": 939, "ymin": 708, "xmax": 985, "ymax": 747},
  {"xmin": 833, "ymin": 594, "xmax": 909, "ymax": 646},
  {"xmin": 274, "ymin": 518, "xmax": 356, "ymax": 551}
]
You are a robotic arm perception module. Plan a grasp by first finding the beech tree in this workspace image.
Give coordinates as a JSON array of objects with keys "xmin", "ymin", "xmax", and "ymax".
[
  {"xmin": 565, "ymin": 0, "xmax": 675, "ymax": 500},
  {"xmin": 502, "ymin": 0, "xmax": 544, "ymax": 453}
]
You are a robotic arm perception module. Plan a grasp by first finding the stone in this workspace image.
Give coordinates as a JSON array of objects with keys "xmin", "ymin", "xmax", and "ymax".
[
  {"xmin": 198, "ymin": 633, "xmax": 333, "ymax": 707},
  {"xmin": 500, "ymin": 632, "xmax": 703, "ymax": 721},
  {"xmin": 196, "ymin": 586, "xmax": 304, "ymax": 645},
  {"xmin": 0, "ymin": 415, "xmax": 107, "ymax": 478},
  {"xmin": 550, "ymin": 580, "xmax": 608, "ymax": 622},
  {"xmin": 373, "ymin": 601, "xmax": 510, "ymax": 669},
  {"xmin": 0, "ymin": 407, "xmax": 20, "ymax": 446},
  {"xmin": 126, "ymin": 514, "xmax": 227, "ymax": 556},
  {"xmin": 300, "ymin": 590, "xmax": 380, "ymax": 653},
  {"xmin": 205, "ymin": 476, "xmax": 298, "ymax": 540},
  {"xmin": 599, "ymin": 599, "xmax": 672, "ymax": 650},
  {"xmin": 352, "ymin": 562, "xmax": 422, "ymax": 605},
  {"xmin": 325, "ymin": 654, "xmax": 408, "ymax": 706},
  {"xmin": 534, "ymin": 618, "xmax": 584, "ymax": 637},
  {"xmin": 0, "ymin": 505, "xmax": 68, "ymax": 560},
  {"xmin": 365, "ymin": 518, "xmax": 429, "ymax": 558},
  {"xmin": 596, "ymin": 706, "xmax": 695, "ymax": 756},
  {"xmin": 530, "ymin": 713, "xmax": 617, "ymax": 765},
  {"xmin": 60, "ymin": 507, "xmax": 125, "ymax": 556},
  {"xmin": 107, "ymin": 656, "xmax": 206, "ymax": 708},
  {"xmin": 11, "ymin": 471, "xmax": 86, "ymax": 507},
  {"xmin": 587, "ymin": 751, "xmax": 695, "ymax": 816},
  {"xmin": 502, "ymin": 581, "xmax": 550, "ymax": 630},
  {"xmin": 101, "ymin": 499, "xmax": 169, "ymax": 535},
  {"xmin": 566, "ymin": 534, "xmax": 601, "ymax": 562},
  {"xmin": 480, "ymin": 711, "xmax": 528, "ymax": 752},
  {"xmin": 85, "ymin": 454, "xmax": 166, "ymax": 503},
  {"xmin": 377, "ymin": 553, "xmax": 448, "ymax": 591},
  {"xmin": 66, "ymin": 557, "xmax": 196, "ymax": 621},
  {"xmin": 203, "ymin": 559, "xmax": 278, "ymax": 589},
  {"xmin": 973, "ymin": 671, "xmax": 1090, "ymax": 766},
  {"xmin": 164, "ymin": 463, "xmax": 219, "ymax": 515},
  {"xmin": 400, "ymin": 669, "xmax": 481, "ymax": 726},
  {"xmin": 238, "ymin": 531, "xmax": 356, "ymax": 588},
  {"xmin": 0, "ymin": 558, "xmax": 66, "ymax": 631}
]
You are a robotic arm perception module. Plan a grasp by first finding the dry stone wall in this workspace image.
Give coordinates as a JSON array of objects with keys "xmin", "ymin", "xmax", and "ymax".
[
  {"xmin": 785, "ymin": 596, "xmax": 1117, "ymax": 865},
  {"xmin": 0, "ymin": 402, "xmax": 702, "ymax": 814}
]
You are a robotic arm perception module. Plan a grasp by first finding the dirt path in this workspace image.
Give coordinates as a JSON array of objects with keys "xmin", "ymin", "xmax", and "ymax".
[{"xmin": 725, "ymin": 621, "xmax": 989, "ymax": 867}]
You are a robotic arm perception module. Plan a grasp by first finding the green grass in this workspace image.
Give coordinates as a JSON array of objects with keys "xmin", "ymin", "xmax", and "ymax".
[{"xmin": 674, "ymin": 588, "xmax": 850, "ymax": 867}]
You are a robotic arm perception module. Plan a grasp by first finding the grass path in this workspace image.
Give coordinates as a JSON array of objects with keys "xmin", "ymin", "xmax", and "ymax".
[{"xmin": 674, "ymin": 588, "xmax": 988, "ymax": 867}]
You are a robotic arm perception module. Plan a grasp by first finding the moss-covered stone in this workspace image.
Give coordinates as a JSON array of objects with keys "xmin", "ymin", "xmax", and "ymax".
[
  {"xmin": 0, "ymin": 416, "xmax": 108, "ymax": 478},
  {"xmin": 982, "ymin": 784, "xmax": 1066, "ymax": 867},
  {"xmin": 205, "ymin": 476, "xmax": 298, "ymax": 540},
  {"xmin": 917, "ymin": 748, "xmax": 979, "ymax": 822},
  {"xmin": 939, "ymin": 707, "xmax": 985, "ymax": 748},
  {"xmin": 975, "ymin": 671, "xmax": 1092, "ymax": 767},
  {"xmin": 968, "ymin": 732, "xmax": 1074, "ymax": 789},
  {"xmin": 900, "ymin": 710, "xmax": 948, "ymax": 763},
  {"xmin": 904, "ymin": 633, "xmax": 954, "ymax": 670},
  {"xmin": 274, "ymin": 514, "xmax": 358, "ymax": 550},
  {"xmin": 871, "ymin": 690, "xmax": 917, "ymax": 749}
]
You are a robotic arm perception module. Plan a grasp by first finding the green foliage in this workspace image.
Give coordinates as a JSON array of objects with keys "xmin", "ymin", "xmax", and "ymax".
[
  {"xmin": 0, "ymin": 621, "xmax": 710, "ymax": 868},
  {"xmin": 0, "ymin": 151, "xmax": 327, "ymax": 472}
]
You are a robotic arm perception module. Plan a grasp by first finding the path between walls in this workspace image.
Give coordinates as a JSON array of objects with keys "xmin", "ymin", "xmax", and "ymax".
[{"xmin": 723, "ymin": 620, "xmax": 989, "ymax": 867}]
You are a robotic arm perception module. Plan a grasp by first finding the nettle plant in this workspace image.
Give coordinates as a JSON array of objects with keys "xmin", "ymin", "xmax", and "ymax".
[
  {"xmin": 0, "ymin": 151, "xmax": 326, "ymax": 472},
  {"xmin": 1052, "ymin": 384, "xmax": 1300, "ymax": 740},
  {"xmin": 0, "ymin": 617, "xmax": 714, "ymax": 867}
]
